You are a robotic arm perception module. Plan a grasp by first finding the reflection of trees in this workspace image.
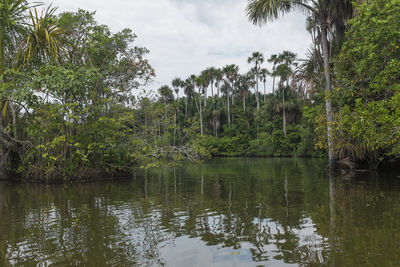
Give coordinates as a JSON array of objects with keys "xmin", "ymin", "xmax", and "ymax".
[
  {"xmin": 146, "ymin": 158, "xmax": 331, "ymax": 265},
  {"xmin": 0, "ymin": 182, "xmax": 174, "ymax": 266},
  {"xmin": 1, "ymin": 159, "xmax": 399, "ymax": 266},
  {"xmin": 323, "ymin": 173, "xmax": 400, "ymax": 266}
]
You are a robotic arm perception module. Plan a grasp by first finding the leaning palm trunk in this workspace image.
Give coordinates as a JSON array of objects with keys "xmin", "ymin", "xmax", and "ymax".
[{"xmin": 321, "ymin": 14, "xmax": 335, "ymax": 168}]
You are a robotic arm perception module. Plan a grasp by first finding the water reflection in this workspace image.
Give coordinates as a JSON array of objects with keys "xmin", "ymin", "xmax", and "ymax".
[{"xmin": 0, "ymin": 158, "xmax": 399, "ymax": 266}]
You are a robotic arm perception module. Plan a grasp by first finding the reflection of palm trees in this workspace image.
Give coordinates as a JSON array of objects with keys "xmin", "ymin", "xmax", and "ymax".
[{"xmin": 0, "ymin": 159, "xmax": 348, "ymax": 266}]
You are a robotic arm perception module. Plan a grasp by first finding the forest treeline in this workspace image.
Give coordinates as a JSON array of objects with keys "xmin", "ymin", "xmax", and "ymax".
[{"xmin": 0, "ymin": 0, "xmax": 399, "ymax": 181}]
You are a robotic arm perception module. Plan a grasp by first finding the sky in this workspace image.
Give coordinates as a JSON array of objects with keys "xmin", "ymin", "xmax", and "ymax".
[{"xmin": 42, "ymin": 0, "xmax": 311, "ymax": 96}]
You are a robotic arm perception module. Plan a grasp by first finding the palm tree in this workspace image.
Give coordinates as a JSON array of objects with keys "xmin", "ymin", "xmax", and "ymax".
[
  {"xmin": 211, "ymin": 109, "xmax": 220, "ymax": 137},
  {"xmin": 223, "ymin": 64, "xmax": 239, "ymax": 123},
  {"xmin": 237, "ymin": 73, "xmax": 253, "ymax": 112},
  {"xmin": 220, "ymin": 81, "xmax": 231, "ymax": 128},
  {"xmin": 278, "ymin": 51, "xmax": 297, "ymax": 86},
  {"xmin": 246, "ymin": 0, "xmax": 353, "ymax": 167},
  {"xmin": 23, "ymin": 6, "xmax": 63, "ymax": 64},
  {"xmin": 268, "ymin": 54, "xmax": 279, "ymax": 94},
  {"xmin": 0, "ymin": 0, "xmax": 31, "ymax": 134},
  {"xmin": 292, "ymin": 48, "xmax": 322, "ymax": 100},
  {"xmin": 207, "ymin": 67, "xmax": 217, "ymax": 97},
  {"xmin": 195, "ymin": 75, "xmax": 207, "ymax": 135},
  {"xmin": 0, "ymin": 0, "xmax": 34, "ymax": 74},
  {"xmin": 214, "ymin": 68, "xmax": 223, "ymax": 98},
  {"xmin": 275, "ymin": 62, "xmax": 292, "ymax": 137},
  {"xmin": 200, "ymin": 69, "xmax": 210, "ymax": 108},
  {"xmin": 158, "ymin": 85, "xmax": 174, "ymax": 105},
  {"xmin": 184, "ymin": 75, "xmax": 196, "ymax": 119},
  {"xmin": 0, "ymin": 2, "xmax": 64, "ymax": 172},
  {"xmin": 172, "ymin": 77, "xmax": 183, "ymax": 101},
  {"xmin": 275, "ymin": 86, "xmax": 300, "ymax": 138},
  {"xmin": 248, "ymin": 51, "xmax": 264, "ymax": 110},
  {"xmin": 259, "ymin": 68, "xmax": 269, "ymax": 103}
]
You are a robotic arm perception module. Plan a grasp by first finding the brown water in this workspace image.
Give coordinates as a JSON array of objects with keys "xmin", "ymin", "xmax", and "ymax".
[{"xmin": 0, "ymin": 158, "xmax": 400, "ymax": 266}]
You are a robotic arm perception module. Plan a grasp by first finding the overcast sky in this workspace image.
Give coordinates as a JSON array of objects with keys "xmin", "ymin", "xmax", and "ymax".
[{"xmin": 43, "ymin": 0, "xmax": 311, "ymax": 96}]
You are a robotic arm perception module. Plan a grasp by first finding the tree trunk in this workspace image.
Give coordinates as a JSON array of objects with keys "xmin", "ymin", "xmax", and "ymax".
[
  {"xmin": 263, "ymin": 82, "xmax": 266, "ymax": 103},
  {"xmin": 9, "ymin": 102, "xmax": 17, "ymax": 138},
  {"xmin": 272, "ymin": 74, "xmax": 276, "ymax": 94},
  {"xmin": 185, "ymin": 96, "xmax": 188, "ymax": 118},
  {"xmin": 194, "ymin": 94, "xmax": 203, "ymax": 135},
  {"xmin": 283, "ymin": 88, "xmax": 286, "ymax": 137},
  {"xmin": 173, "ymin": 111, "xmax": 176, "ymax": 146},
  {"xmin": 243, "ymin": 92, "xmax": 246, "ymax": 112},
  {"xmin": 0, "ymin": 27, "xmax": 6, "ymax": 172},
  {"xmin": 231, "ymin": 93, "xmax": 234, "ymax": 124},
  {"xmin": 227, "ymin": 92, "xmax": 230, "ymax": 128},
  {"xmin": 204, "ymin": 87, "xmax": 207, "ymax": 108},
  {"xmin": 256, "ymin": 76, "xmax": 260, "ymax": 110},
  {"xmin": 321, "ymin": 14, "xmax": 335, "ymax": 169},
  {"xmin": 199, "ymin": 96, "xmax": 203, "ymax": 135},
  {"xmin": 0, "ymin": 30, "xmax": 4, "ymax": 77}
]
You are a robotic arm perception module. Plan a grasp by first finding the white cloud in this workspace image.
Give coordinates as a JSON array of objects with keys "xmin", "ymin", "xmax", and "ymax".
[{"xmin": 43, "ymin": 0, "xmax": 311, "ymax": 96}]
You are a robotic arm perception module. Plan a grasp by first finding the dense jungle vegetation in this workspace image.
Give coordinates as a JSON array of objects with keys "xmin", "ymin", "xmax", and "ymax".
[{"xmin": 0, "ymin": 0, "xmax": 399, "ymax": 181}]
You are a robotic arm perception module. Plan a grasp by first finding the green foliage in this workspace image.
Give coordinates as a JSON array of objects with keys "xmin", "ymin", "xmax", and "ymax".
[
  {"xmin": 248, "ymin": 133, "xmax": 274, "ymax": 156},
  {"xmin": 331, "ymin": 0, "xmax": 400, "ymax": 168}
]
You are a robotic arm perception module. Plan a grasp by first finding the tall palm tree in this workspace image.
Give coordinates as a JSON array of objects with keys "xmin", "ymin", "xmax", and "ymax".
[
  {"xmin": 220, "ymin": 81, "xmax": 231, "ymax": 128},
  {"xmin": 246, "ymin": 0, "xmax": 352, "ymax": 167},
  {"xmin": 222, "ymin": 64, "xmax": 239, "ymax": 123},
  {"xmin": 211, "ymin": 108, "xmax": 220, "ymax": 137},
  {"xmin": 195, "ymin": 75, "xmax": 207, "ymax": 135},
  {"xmin": 259, "ymin": 68, "xmax": 269, "ymax": 103},
  {"xmin": 214, "ymin": 68, "xmax": 223, "ymax": 98},
  {"xmin": 268, "ymin": 54, "xmax": 279, "ymax": 94},
  {"xmin": 184, "ymin": 76, "xmax": 196, "ymax": 119},
  {"xmin": 275, "ymin": 62, "xmax": 292, "ymax": 137},
  {"xmin": 172, "ymin": 77, "xmax": 183, "ymax": 101},
  {"xmin": 237, "ymin": 73, "xmax": 253, "ymax": 112},
  {"xmin": 275, "ymin": 86, "xmax": 300, "ymax": 137},
  {"xmin": 247, "ymin": 51, "xmax": 264, "ymax": 110},
  {"xmin": 207, "ymin": 67, "xmax": 217, "ymax": 97},
  {"xmin": 158, "ymin": 85, "xmax": 174, "ymax": 105},
  {"xmin": 200, "ymin": 69, "xmax": 210, "ymax": 108},
  {"xmin": 278, "ymin": 51, "xmax": 297, "ymax": 87}
]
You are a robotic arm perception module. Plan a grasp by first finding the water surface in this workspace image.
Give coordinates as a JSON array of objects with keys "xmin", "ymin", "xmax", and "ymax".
[{"xmin": 1, "ymin": 158, "xmax": 400, "ymax": 266}]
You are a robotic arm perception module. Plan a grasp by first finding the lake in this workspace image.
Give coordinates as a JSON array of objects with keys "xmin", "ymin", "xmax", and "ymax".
[{"xmin": 1, "ymin": 158, "xmax": 400, "ymax": 266}]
